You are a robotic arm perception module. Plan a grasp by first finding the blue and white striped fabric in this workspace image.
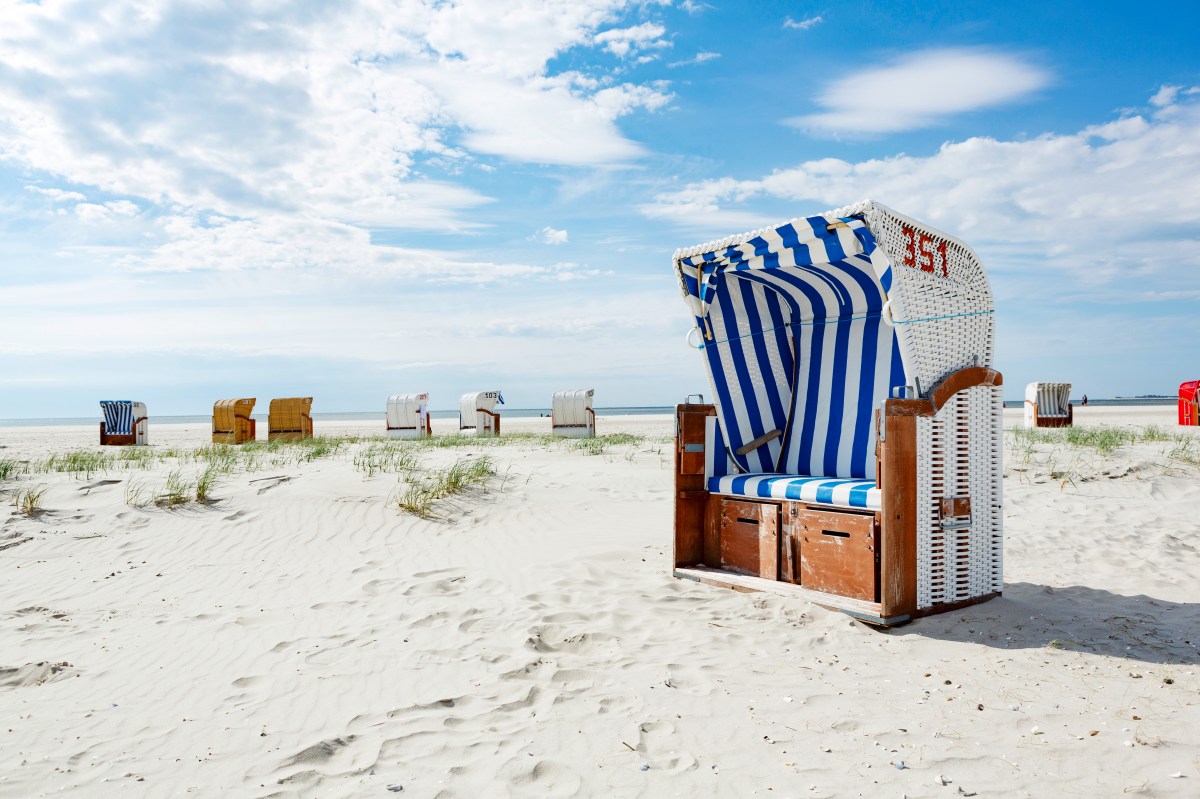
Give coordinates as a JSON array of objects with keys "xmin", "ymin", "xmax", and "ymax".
[
  {"xmin": 100, "ymin": 400, "xmax": 134, "ymax": 435},
  {"xmin": 679, "ymin": 213, "xmax": 908, "ymax": 484},
  {"xmin": 708, "ymin": 474, "xmax": 881, "ymax": 511}
]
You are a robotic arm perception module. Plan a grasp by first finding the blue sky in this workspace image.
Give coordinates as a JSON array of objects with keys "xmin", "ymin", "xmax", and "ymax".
[{"xmin": 2, "ymin": 0, "xmax": 1198, "ymax": 417}]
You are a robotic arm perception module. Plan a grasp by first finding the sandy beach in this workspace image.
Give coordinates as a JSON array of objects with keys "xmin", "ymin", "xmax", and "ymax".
[{"xmin": 2, "ymin": 407, "xmax": 1199, "ymax": 798}]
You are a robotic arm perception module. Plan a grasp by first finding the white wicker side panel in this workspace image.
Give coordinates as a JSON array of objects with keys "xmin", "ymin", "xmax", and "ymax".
[
  {"xmin": 988, "ymin": 385, "xmax": 1005, "ymax": 594},
  {"xmin": 916, "ymin": 385, "xmax": 1004, "ymax": 610},
  {"xmin": 915, "ymin": 414, "xmax": 939, "ymax": 608}
]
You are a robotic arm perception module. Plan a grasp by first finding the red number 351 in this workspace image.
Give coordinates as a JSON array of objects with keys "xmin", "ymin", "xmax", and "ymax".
[{"xmin": 900, "ymin": 226, "xmax": 949, "ymax": 277}]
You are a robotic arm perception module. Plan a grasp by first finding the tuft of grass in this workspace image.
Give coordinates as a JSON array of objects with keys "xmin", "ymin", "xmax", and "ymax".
[
  {"xmin": 395, "ymin": 456, "xmax": 496, "ymax": 518},
  {"xmin": 0, "ymin": 458, "xmax": 21, "ymax": 480},
  {"xmin": 12, "ymin": 485, "xmax": 48, "ymax": 516},
  {"xmin": 117, "ymin": 447, "xmax": 157, "ymax": 470},
  {"xmin": 1167, "ymin": 437, "xmax": 1200, "ymax": 466},
  {"xmin": 353, "ymin": 442, "xmax": 420, "ymax": 478},
  {"xmin": 41, "ymin": 450, "xmax": 113, "ymax": 478},
  {"xmin": 193, "ymin": 445, "xmax": 240, "ymax": 474},
  {"xmin": 396, "ymin": 482, "xmax": 435, "ymax": 518},
  {"xmin": 154, "ymin": 469, "xmax": 192, "ymax": 508},
  {"xmin": 195, "ymin": 465, "xmax": 220, "ymax": 503},
  {"xmin": 124, "ymin": 479, "xmax": 150, "ymax": 508}
]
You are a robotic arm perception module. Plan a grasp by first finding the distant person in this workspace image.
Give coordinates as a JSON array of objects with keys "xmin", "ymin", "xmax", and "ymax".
[{"xmin": 1081, "ymin": 394, "xmax": 1088, "ymax": 406}]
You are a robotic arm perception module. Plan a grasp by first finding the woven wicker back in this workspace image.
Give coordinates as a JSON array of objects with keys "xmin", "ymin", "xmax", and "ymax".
[
  {"xmin": 269, "ymin": 397, "xmax": 313, "ymax": 434},
  {"xmin": 213, "ymin": 398, "xmax": 253, "ymax": 432}
]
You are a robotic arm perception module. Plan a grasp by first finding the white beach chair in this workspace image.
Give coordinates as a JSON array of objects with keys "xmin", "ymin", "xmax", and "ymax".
[
  {"xmin": 551, "ymin": 389, "xmax": 595, "ymax": 438},
  {"xmin": 1024, "ymin": 382, "xmax": 1072, "ymax": 428},
  {"xmin": 459, "ymin": 391, "xmax": 503, "ymax": 436},
  {"xmin": 387, "ymin": 393, "xmax": 431, "ymax": 439},
  {"xmin": 99, "ymin": 400, "xmax": 148, "ymax": 446},
  {"xmin": 671, "ymin": 200, "xmax": 1003, "ymax": 626}
]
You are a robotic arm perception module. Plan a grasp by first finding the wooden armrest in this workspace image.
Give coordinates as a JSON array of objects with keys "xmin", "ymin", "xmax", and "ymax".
[
  {"xmin": 735, "ymin": 428, "xmax": 782, "ymax": 456},
  {"xmin": 884, "ymin": 366, "xmax": 1003, "ymax": 418}
]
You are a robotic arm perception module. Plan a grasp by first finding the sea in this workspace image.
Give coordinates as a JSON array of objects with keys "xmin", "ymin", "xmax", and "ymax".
[{"xmin": 0, "ymin": 398, "xmax": 1177, "ymax": 428}]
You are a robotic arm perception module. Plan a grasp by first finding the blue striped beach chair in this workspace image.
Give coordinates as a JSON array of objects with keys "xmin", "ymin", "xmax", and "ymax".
[
  {"xmin": 99, "ymin": 400, "xmax": 148, "ymax": 446},
  {"xmin": 459, "ymin": 391, "xmax": 503, "ymax": 437},
  {"xmin": 672, "ymin": 200, "xmax": 1003, "ymax": 625}
]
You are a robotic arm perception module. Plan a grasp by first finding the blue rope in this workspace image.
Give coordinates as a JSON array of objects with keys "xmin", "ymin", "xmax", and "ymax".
[
  {"xmin": 697, "ymin": 309, "xmax": 994, "ymax": 348},
  {"xmin": 892, "ymin": 310, "xmax": 994, "ymax": 325},
  {"xmin": 699, "ymin": 313, "xmax": 883, "ymax": 349}
]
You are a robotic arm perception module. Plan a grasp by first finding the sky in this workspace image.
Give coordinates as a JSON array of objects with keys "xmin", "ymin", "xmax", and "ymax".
[{"xmin": 1, "ymin": 0, "xmax": 1199, "ymax": 417}]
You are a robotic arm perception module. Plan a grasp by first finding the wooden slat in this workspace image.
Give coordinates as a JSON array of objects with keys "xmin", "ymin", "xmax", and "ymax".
[
  {"xmin": 673, "ymin": 404, "xmax": 714, "ymax": 568},
  {"xmin": 879, "ymin": 411, "xmax": 917, "ymax": 617},
  {"xmin": 673, "ymin": 567, "xmax": 912, "ymax": 625}
]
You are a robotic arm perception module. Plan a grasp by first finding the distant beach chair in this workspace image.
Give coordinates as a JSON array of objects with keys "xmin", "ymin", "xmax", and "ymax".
[
  {"xmin": 268, "ymin": 397, "xmax": 313, "ymax": 441},
  {"xmin": 459, "ymin": 391, "xmax": 503, "ymax": 436},
  {"xmin": 387, "ymin": 393, "xmax": 431, "ymax": 439},
  {"xmin": 671, "ymin": 200, "xmax": 1003, "ymax": 626},
  {"xmin": 551, "ymin": 389, "xmax": 596, "ymax": 438},
  {"xmin": 1024, "ymin": 382, "xmax": 1073, "ymax": 428},
  {"xmin": 99, "ymin": 400, "xmax": 148, "ymax": 446},
  {"xmin": 1181, "ymin": 380, "xmax": 1200, "ymax": 426},
  {"xmin": 212, "ymin": 398, "xmax": 257, "ymax": 444}
]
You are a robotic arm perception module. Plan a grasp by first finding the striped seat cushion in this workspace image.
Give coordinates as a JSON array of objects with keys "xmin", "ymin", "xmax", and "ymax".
[{"xmin": 708, "ymin": 473, "xmax": 881, "ymax": 511}]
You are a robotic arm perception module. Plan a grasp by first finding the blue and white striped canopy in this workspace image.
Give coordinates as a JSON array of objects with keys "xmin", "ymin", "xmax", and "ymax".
[
  {"xmin": 676, "ymin": 213, "xmax": 907, "ymax": 480},
  {"xmin": 100, "ymin": 400, "xmax": 135, "ymax": 435}
]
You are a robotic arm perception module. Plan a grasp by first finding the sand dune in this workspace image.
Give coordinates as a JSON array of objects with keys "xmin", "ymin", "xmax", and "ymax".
[{"xmin": 2, "ymin": 409, "xmax": 1199, "ymax": 797}]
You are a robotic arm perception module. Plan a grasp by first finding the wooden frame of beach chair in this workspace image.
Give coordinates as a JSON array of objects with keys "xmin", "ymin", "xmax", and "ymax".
[
  {"xmin": 99, "ymin": 400, "xmax": 148, "ymax": 446},
  {"xmin": 1024, "ymin": 382, "xmax": 1073, "ymax": 428},
  {"xmin": 551, "ymin": 389, "xmax": 596, "ymax": 438},
  {"xmin": 387, "ymin": 393, "xmax": 431, "ymax": 439},
  {"xmin": 212, "ymin": 398, "xmax": 256, "ymax": 444},
  {"xmin": 1181, "ymin": 380, "xmax": 1200, "ymax": 426},
  {"xmin": 458, "ymin": 391, "xmax": 503, "ymax": 436},
  {"xmin": 671, "ymin": 200, "xmax": 1003, "ymax": 626},
  {"xmin": 267, "ymin": 397, "xmax": 313, "ymax": 441}
]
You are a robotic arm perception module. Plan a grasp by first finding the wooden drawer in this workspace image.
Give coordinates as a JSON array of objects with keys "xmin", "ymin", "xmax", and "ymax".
[
  {"xmin": 707, "ymin": 497, "xmax": 779, "ymax": 579},
  {"xmin": 789, "ymin": 505, "xmax": 878, "ymax": 601}
]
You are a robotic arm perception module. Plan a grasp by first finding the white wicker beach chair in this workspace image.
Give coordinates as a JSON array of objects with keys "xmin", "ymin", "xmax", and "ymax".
[
  {"xmin": 1024, "ymin": 382, "xmax": 1072, "ymax": 428},
  {"xmin": 459, "ymin": 391, "xmax": 503, "ymax": 436},
  {"xmin": 672, "ymin": 200, "xmax": 1003, "ymax": 625},
  {"xmin": 551, "ymin": 389, "xmax": 595, "ymax": 438},
  {"xmin": 99, "ymin": 400, "xmax": 148, "ymax": 446},
  {"xmin": 387, "ymin": 393, "xmax": 431, "ymax": 439}
]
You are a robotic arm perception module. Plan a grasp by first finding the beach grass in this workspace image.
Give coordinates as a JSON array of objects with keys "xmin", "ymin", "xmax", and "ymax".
[
  {"xmin": 41, "ymin": 450, "xmax": 113, "ymax": 477},
  {"xmin": 0, "ymin": 458, "xmax": 20, "ymax": 480},
  {"xmin": 195, "ymin": 465, "xmax": 220, "ymax": 503},
  {"xmin": 395, "ymin": 455, "xmax": 496, "ymax": 518},
  {"xmin": 154, "ymin": 469, "xmax": 192, "ymax": 508},
  {"xmin": 12, "ymin": 485, "xmax": 48, "ymax": 516}
]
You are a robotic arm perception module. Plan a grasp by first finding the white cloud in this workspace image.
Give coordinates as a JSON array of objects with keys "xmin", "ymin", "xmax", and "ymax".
[
  {"xmin": 0, "ymin": 0, "xmax": 673, "ymax": 236},
  {"xmin": 787, "ymin": 48, "xmax": 1049, "ymax": 134},
  {"xmin": 644, "ymin": 88, "xmax": 1200, "ymax": 297},
  {"xmin": 594, "ymin": 22, "xmax": 668, "ymax": 58},
  {"xmin": 534, "ymin": 226, "xmax": 569, "ymax": 245},
  {"xmin": 25, "ymin": 186, "xmax": 87, "ymax": 203},
  {"xmin": 783, "ymin": 16, "xmax": 823, "ymax": 31},
  {"xmin": 668, "ymin": 51, "xmax": 720, "ymax": 69}
]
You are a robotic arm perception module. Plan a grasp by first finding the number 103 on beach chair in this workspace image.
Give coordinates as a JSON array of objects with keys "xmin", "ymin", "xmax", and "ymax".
[{"xmin": 672, "ymin": 200, "xmax": 1004, "ymax": 625}]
